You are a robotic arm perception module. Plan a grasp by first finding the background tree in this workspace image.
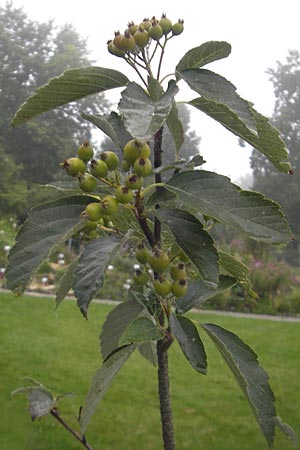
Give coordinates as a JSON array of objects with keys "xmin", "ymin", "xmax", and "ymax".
[
  {"xmin": 0, "ymin": 145, "xmax": 27, "ymax": 216},
  {"xmin": 251, "ymin": 50, "xmax": 300, "ymax": 263},
  {"xmin": 0, "ymin": 3, "xmax": 110, "ymax": 214}
]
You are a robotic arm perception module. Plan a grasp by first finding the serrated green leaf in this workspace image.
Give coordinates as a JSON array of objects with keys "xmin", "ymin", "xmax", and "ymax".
[
  {"xmin": 201, "ymin": 323, "xmax": 277, "ymax": 449},
  {"xmin": 55, "ymin": 257, "xmax": 79, "ymax": 309},
  {"xmin": 118, "ymin": 80, "xmax": 179, "ymax": 139},
  {"xmin": 158, "ymin": 209, "xmax": 219, "ymax": 285},
  {"xmin": 119, "ymin": 317, "xmax": 164, "ymax": 346},
  {"xmin": 219, "ymin": 251, "xmax": 255, "ymax": 296},
  {"xmin": 170, "ymin": 313, "xmax": 207, "ymax": 374},
  {"xmin": 81, "ymin": 111, "xmax": 132, "ymax": 150},
  {"xmin": 166, "ymin": 102, "xmax": 184, "ymax": 154},
  {"xmin": 12, "ymin": 67, "xmax": 129, "ymax": 126},
  {"xmin": 146, "ymin": 187, "xmax": 177, "ymax": 207},
  {"xmin": 165, "ymin": 170, "xmax": 291, "ymax": 243},
  {"xmin": 189, "ymin": 97, "xmax": 292, "ymax": 173},
  {"xmin": 181, "ymin": 69, "xmax": 256, "ymax": 131},
  {"xmin": 80, "ymin": 345, "xmax": 135, "ymax": 434},
  {"xmin": 100, "ymin": 298, "xmax": 146, "ymax": 361},
  {"xmin": 176, "ymin": 41, "xmax": 231, "ymax": 74},
  {"xmin": 176, "ymin": 275, "xmax": 236, "ymax": 314},
  {"xmin": 138, "ymin": 341, "xmax": 157, "ymax": 367},
  {"xmin": 74, "ymin": 236, "xmax": 121, "ymax": 318},
  {"xmin": 5, "ymin": 196, "xmax": 93, "ymax": 294}
]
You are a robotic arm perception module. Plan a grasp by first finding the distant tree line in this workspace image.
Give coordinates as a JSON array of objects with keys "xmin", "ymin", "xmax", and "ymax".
[
  {"xmin": 0, "ymin": 2, "xmax": 109, "ymax": 217},
  {"xmin": 251, "ymin": 50, "xmax": 300, "ymax": 264}
]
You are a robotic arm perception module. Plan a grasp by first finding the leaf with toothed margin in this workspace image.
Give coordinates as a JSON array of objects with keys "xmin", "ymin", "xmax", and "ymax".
[
  {"xmin": 170, "ymin": 313, "xmax": 207, "ymax": 374},
  {"xmin": 5, "ymin": 195, "xmax": 94, "ymax": 295},
  {"xmin": 189, "ymin": 97, "xmax": 292, "ymax": 174},
  {"xmin": 74, "ymin": 236, "xmax": 121, "ymax": 318},
  {"xmin": 176, "ymin": 275, "xmax": 236, "ymax": 314},
  {"xmin": 157, "ymin": 208, "xmax": 219, "ymax": 286},
  {"xmin": 165, "ymin": 170, "xmax": 291, "ymax": 243},
  {"xmin": 55, "ymin": 257, "xmax": 79, "ymax": 309},
  {"xmin": 201, "ymin": 323, "xmax": 277, "ymax": 449},
  {"xmin": 181, "ymin": 68, "xmax": 256, "ymax": 132},
  {"xmin": 11, "ymin": 67, "xmax": 129, "ymax": 126},
  {"xmin": 80, "ymin": 345, "xmax": 136, "ymax": 434},
  {"xmin": 176, "ymin": 41, "xmax": 232, "ymax": 75},
  {"xmin": 100, "ymin": 297, "xmax": 146, "ymax": 361},
  {"xmin": 81, "ymin": 111, "xmax": 132, "ymax": 150},
  {"xmin": 118, "ymin": 80, "xmax": 179, "ymax": 139}
]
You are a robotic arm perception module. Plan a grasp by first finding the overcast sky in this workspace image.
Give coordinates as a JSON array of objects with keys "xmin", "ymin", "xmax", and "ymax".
[{"xmin": 11, "ymin": 0, "xmax": 300, "ymax": 182}]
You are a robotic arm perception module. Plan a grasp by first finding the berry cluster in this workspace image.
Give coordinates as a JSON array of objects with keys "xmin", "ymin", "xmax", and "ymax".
[
  {"xmin": 61, "ymin": 138, "xmax": 153, "ymax": 232},
  {"xmin": 62, "ymin": 140, "xmax": 189, "ymax": 299},
  {"xmin": 107, "ymin": 14, "xmax": 184, "ymax": 57},
  {"xmin": 134, "ymin": 243, "xmax": 189, "ymax": 299}
]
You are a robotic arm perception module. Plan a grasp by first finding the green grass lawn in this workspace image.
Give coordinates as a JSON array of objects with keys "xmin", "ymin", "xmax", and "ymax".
[{"xmin": 1, "ymin": 292, "xmax": 299, "ymax": 450}]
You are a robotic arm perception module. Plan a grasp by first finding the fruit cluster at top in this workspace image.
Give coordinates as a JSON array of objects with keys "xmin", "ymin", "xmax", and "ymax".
[{"xmin": 107, "ymin": 14, "xmax": 184, "ymax": 57}]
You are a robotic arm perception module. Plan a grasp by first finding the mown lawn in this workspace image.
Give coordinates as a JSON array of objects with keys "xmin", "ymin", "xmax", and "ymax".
[{"xmin": 1, "ymin": 292, "xmax": 299, "ymax": 450}]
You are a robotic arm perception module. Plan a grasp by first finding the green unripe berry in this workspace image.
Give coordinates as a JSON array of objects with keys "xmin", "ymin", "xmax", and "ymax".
[
  {"xmin": 115, "ymin": 185, "xmax": 133, "ymax": 204},
  {"xmin": 113, "ymin": 31, "xmax": 125, "ymax": 50},
  {"xmin": 85, "ymin": 202, "xmax": 103, "ymax": 221},
  {"xmin": 128, "ymin": 21, "xmax": 139, "ymax": 35},
  {"xmin": 90, "ymin": 159, "xmax": 109, "ymax": 179},
  {"xmin": 107, "ymin": 40, "xmax": 125, "ymax": 57},
  {"xmin": 120, "ymin": 30, "xmax": 136, "ymax": 51},
  {"xmin": 172, "ymin": 19, "xmax": 184, "ymax": 36},
  {"xmin": 148, "ymin": 249, "xmax": 169, "ymax": 274},
  {"xmin": 84, "ymin": 220, "xmax": 98, "ymax": 231},
  {"xmin": 133, "ymin": 269, "xmax": 149, "ymax": 285},
  {"xmin": 122, "ymin": 159, "xmax": 131, "ymax": 172},
  {"xmin": 140, "ymin": 18, "xmax": 152, "ymax": 31},
  {"xmin": 78, "ymin": 173, "xmax": 97, "ymax": 192},
  {"xmin": 149, "ymin": 21, "xmax": 163, "ymax": 40},
  {"xmin": 135, "ymin": 243, "xmax": 150, "ymax": 264},
  {"xmin": 134, "ymin": 27, "xmax": 150, "ymax": 48},
  {"xmin": 100, "ymin": 151, "xmax": 120, "ymax": 170},
  {"xmin": 100, "ymin": 195, "xmax": 119, "ymax": 216},
  {"xmin": 134, "ymin": 157, "xmax": 152, "ymax": 177},
  {"xmin": 172, "ymin": 278, "xmax": 188, "ymax": 297},
  {"xmin": 126, "ymin": 174, "xmax": 144, "ymax": 190},
  {"xmin": 123, "ymin": 139, "xmax": 151, "ymax": 164},
  {"xmin": 123, "ymin": 141, "xmax": 139, "ymax": 164},
  {"xmin": 159, "ymin": 15, "xmax": 172, "ymax": 35},
  {"xmin": 170, "ymin": 262, "xmax": 186, "ymax": 280},
  {"xmin": 153, "ymin": 276, "xmax": 172, "ymax": 297},
  {"xmin": 77, "ymin": 140, "xmax": 93, "ymax": 162},
  {"xmin": 62, "ymin": 157, "xmax": 86, "ymax": 177}
]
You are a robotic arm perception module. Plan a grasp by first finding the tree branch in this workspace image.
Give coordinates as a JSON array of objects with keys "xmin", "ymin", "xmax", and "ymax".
[
  {"xmin": 50, "ymin": 408, "xmax": 94, "ymax": 450},
  {"xmin": 157, "ymin": 330, "xmax": 175, "ymax": 450},
  {"xmin": 135, "ymin": 191, "xmax": 156, "ymax": 248},
  {"xmin": 154, "ymin": 126, "xmax": 164, "ymax": 244}
]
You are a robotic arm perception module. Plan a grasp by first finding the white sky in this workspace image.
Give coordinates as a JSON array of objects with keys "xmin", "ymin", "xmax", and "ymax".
[{"xmin": 10, "ymin": 0, "xmax": 300, "ymax": 182}]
